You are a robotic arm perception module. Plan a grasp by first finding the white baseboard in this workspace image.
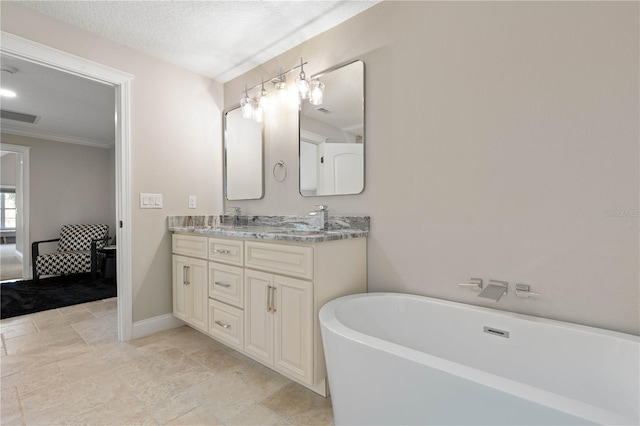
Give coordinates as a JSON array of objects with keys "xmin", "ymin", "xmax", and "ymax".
[{"xmin": 132, "ymin": 313, "xmax": 185, "ymax": 340}]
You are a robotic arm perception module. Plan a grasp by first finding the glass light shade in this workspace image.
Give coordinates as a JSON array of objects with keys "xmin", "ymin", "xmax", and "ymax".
[
  {"xmin": 309, "ymin": 80, "xmax": 325, "ymax": 105},
  {"xmin": 296, "ymin": 71, "xmax": 310, "ymax": 100},
  {"xmin": 240, "ymin": 94, "xmax": 253, "ymax": 118}
]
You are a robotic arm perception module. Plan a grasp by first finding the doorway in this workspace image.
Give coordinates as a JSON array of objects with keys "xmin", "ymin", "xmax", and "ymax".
[
  {"xmin": 1, "ymin": 32, "xmax": 133, "ymax": 341},
  {"xmin": 0, "ymin": 146, "xmax": 29, "ymax": 281}
]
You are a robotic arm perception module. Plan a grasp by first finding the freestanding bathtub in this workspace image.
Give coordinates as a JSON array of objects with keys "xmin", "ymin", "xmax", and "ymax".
[{"xmin": 319, "ymin": 293, "xmax": 639, "ymax": 425}]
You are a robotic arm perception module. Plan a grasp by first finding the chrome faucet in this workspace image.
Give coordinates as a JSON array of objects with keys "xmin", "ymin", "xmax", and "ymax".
[
  {"xmin": 225, "ymin": 206, "xmax": 241, "ymax": 227},
  {"xmin": 478, "ymin": 280, "xmax": 508, "ymax": 302},
  {"xmin": 309, "ymin": 205, "xmax": 329, "ymax": 230}
]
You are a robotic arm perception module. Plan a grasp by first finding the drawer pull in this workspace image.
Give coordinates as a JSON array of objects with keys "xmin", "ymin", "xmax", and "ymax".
[
  {"xmin": 214, "ymin": 281, "xmax": 231, "ymax": 288},
  {"xmin": 214, "ymin": 249, "xmax": 231, "ymax": 255},
  {"xmin": 214, "ymin": 320, "xmax": 230, "ymax": 329}
]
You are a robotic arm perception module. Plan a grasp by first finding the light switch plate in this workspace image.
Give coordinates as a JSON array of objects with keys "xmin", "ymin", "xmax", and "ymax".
[
  {"xmin": 140, "ymin": 193, "xmax": 163, "ymax": 209},
  {"xmin": 188, "ymin": 195, "xmax": 196, "ymax": 209}
]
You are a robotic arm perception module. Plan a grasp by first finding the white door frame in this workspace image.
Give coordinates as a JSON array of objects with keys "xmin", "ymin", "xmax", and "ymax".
[
  {"xmin": 1, "ymin": 32, "xmax": 134, "ymax": 341},
  {"xmin": 0, "ymin": 144, "xmax": 30, "ymax": 278}
]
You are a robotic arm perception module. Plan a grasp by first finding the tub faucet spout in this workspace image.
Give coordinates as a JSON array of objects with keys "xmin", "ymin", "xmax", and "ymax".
[{"xmin": 478, "ymin": 280, "xmax": 508, "ymax": 302}]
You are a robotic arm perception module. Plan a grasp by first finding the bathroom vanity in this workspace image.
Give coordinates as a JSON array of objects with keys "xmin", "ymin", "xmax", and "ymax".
[{"xmin": 168, "ymin": 215, "xmax": 368, "ymax": 396}]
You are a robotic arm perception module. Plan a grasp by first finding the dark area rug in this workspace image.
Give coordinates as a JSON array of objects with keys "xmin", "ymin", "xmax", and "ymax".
[{"xmin": 1, "ymin": 273, "xmax": 117, "ymax": 319}]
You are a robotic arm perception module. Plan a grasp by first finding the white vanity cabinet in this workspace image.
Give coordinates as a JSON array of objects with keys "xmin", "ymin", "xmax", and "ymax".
[
  {"xmin": 172, "ymin": 235, "xmax": 208, "ymax": 332},
  {"xmin": 245, "ymin": 268, "xmax": 313, "ymax": 386},
  {"xmin": 171, "ymin": 232, "xmax": 367, "ymax": 397}
]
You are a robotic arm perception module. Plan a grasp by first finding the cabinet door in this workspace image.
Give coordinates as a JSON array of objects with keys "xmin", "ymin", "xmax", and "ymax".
[
  {"xmin": 172, "ymin": 255, "xmax": 189, "ymax": 322},
  {"xmin": 187, "ymin": 257, "xmax": 208, "ymax": 332},
  {"xmin": 244, "ymin": 269, "xmax": 274, "ymax": 365},
  {"xmin": 274, "ymin": 275, "xmax": 313, "ymax": 385}
]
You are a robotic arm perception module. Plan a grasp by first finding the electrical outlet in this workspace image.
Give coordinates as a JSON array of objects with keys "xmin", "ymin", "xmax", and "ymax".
[{"xmin": 188, "ymin": 195, "xmax": 196, "ymax": 209}]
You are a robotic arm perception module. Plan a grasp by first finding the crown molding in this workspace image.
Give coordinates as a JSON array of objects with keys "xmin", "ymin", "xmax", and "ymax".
[{"xmin": 1, "ymin": 125, "xmax": 114, "ymax": 149}]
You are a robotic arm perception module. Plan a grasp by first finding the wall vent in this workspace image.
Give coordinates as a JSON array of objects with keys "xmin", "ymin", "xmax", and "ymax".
[
  {"xmin": 1, "ymin": 109, "xmax": 38, "ymax": 124},
  {"xmin": 316, "ymin": 107, "xmax": 332, "ymax": 114}
]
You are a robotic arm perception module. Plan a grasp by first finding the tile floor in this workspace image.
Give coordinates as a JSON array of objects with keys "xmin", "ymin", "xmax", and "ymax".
[{"xmin": 0, "ymin": 298, "xmax": 334, "ymax": 425}]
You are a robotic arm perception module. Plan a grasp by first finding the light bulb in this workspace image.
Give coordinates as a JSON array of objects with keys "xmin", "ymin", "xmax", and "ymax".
[
  {"xmin": 240, "ymin": 86, "xmax": 253, "ymax": 118},
  {"xmin": 309, "ymin": 79, "xmax": 325, "ymax": 105}
]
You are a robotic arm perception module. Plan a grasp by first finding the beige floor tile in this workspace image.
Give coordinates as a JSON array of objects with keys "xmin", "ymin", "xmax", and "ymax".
[
  {"xmin": 227, "ymin": 403, "xmax": 289, "ymax": 426},
  {"xmin": 146, "ymin": 387, "xmax": 200, "ymax": 425},
  {"xmin": 84, "ymin": 298, "xmax": 118, "ymax": 317},
  {"xmin": 0, "ymin": 321, "xmax": 37, "ymax": 339},
  {"xmin": 0, "ymin": 314, "xmax": 35, "ymax": 327},
  {"xmin": 0, "ymin": 340, "xmax": 91, "ymax": 378},
  {"xmin": 66, "ymin": 390, "xmax": 157, "ymax": 426},
  {"xmin": 3, "ymin": 326, "xmax": 84, "ymax": 355},
  {"xmin": 56, "ymin": 303, "xmax": 91, "ymax": 315},
  {"xmin": 166, "ymin": 407, "xmax": 222, "ymax": 426},
  {"xmin": 1, "ymin": 359, "xmax": 64, "ymax": 394},
  {"xmin": 0, "ymin": 386, "xmax": 23, "ymax": 425},
  {"xmin": 187, "ymin": 346, "xmax": 242, "ymax": 374},
  {"xmin": 34, "ymin": 310, "xmax": 97, "ymax": 331},
  {"xmin": 187, "ymin": 360, "xmax": 290, "ymax": 422},
  {"xmin": 2, "ymin": 298, "xmax": 336, "ymax": 426},
  {"xmin": 71, "ymin": 315, "xmax": 118, "ymax": 343},
  {"xmin": 262, "ymin": 382, "xmax": 334, "ymax": 426},
  {"xmin": 20, "ymin": 371, "xmax": 131, "ymax": 425}
]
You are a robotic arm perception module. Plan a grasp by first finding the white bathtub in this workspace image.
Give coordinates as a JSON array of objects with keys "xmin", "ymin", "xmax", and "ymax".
[{"xmin": 319, "ymin": 293, "xmax": 639, "ymax": 425}]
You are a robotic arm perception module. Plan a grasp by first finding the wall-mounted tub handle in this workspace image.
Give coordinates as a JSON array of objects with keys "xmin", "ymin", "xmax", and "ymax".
[
  {"xmin": 214, "ymin": 320, "xmax": 230, "ymax": 329},
  {"xmin": 214, "ymin": 281, "xmax": 231, "ymax": 288},
  {"xmin": 458, "ymin": 278, "xmax": 483, "ymax": 290},
  {"xmin": 515, "ymin": 284, "xmax": 540, "ymax": 298}
]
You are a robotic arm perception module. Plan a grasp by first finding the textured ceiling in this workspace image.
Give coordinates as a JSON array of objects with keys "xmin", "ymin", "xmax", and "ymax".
[{"xmin": 19, "ymin": 0, "xmax": 380, "ymax": 82}]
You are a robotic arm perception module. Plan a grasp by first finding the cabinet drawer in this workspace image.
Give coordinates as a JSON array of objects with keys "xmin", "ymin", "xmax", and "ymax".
[
  {"xmin": 208, "ymin": 238, "xmax": 243, "ymax": 266},
  {"xmin": 172, "ymin": 234, "xmax": 207, "ymax": 258},
  {"xmin": 245, "ymin": 241, "xmax": 313, "ymax": 280},
  {"xmin": 208, "ymin": 300, "xmax": 243, "ymax": 350},
  {"xmin": 209, "ymin": 262, "xmax": 243, "ymax": 308}
]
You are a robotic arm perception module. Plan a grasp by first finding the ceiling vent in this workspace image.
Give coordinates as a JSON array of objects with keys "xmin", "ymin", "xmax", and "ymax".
[{"xmin": 1, "ymin": 109, "xmax": 38, "ymax": 124}]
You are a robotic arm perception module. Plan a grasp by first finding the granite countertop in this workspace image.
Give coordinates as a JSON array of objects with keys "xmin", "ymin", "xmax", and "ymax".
[{"xmin": 168, "ymin": 215, "xmax": 369, "ymax": 243}]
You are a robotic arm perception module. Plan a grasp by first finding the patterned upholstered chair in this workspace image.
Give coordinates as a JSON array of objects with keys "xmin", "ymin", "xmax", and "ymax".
[{"xmin": 31, "ymin": 224, "xmax": 109, "ymax": 282}]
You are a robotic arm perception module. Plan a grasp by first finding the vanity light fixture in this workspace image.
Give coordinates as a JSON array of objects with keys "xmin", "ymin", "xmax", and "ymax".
[{"xmin": 239, "ymin": 58, "xmax": 324, "ymax": 121}]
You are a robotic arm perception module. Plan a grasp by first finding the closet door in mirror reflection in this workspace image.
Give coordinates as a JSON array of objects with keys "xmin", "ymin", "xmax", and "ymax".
[{"xmin": 224, "ymin": 106, "xmax": 264, "ymax": 200}]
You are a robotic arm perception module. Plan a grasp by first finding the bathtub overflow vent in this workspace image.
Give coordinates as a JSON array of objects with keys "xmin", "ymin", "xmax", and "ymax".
[{"xmin": 483, "ymin": 326, "xmax": 510, "ymax": 338}]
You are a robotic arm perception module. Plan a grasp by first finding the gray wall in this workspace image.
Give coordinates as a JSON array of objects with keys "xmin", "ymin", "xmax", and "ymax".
[
  {"xmin": 224, "ymin": 2, "xmax": 639, "ymax": 334},
  {"xmin": 0, "ymin": 134, "xmax": 116, "ymax": 252}
]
